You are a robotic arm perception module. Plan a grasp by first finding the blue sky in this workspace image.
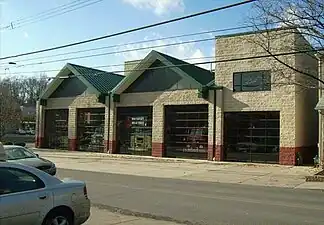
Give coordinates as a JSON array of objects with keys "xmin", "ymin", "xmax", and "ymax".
[{"xmin": 0, "ymin": 0, "xmax": 254, "ymax": 78}]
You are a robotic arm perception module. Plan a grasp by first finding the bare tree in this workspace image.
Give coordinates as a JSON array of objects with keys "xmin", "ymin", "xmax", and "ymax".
[
  {"xmin": 248, "ymin": 0, "xmax": 323, "ymax": 88},
  {"xmin": 0, "ymin": 74, "xmax": 49, "ymax": 106},
  {"xmin": 0, "ymin": 85, "xmax": 21, "ymax": 137}
]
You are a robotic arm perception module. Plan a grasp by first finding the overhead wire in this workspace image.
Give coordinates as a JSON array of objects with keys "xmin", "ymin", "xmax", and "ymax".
[
  {"xmin": 0, "ymin": 25, "xmax": 257, "ymax": 65},
  {"xmin": 14, "ymin": 38, "xmax": 215, "ymax": 67},
  {"xmin": 0, "ymin": 0, "xmax": 257, "ymax": 61},
  {"xmin": 1, "ymin": 48, "xmax": 321, "ymax": 78},
  {"xmin": 1, "ymin": 0, "xmax": 105, "ymax": 30}
]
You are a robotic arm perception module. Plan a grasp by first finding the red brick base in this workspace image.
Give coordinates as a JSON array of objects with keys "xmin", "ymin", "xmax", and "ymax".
[
  {"xmin": 207, "ymin": 145, "xmax": 214, "ymax": 160},
  {"xmin": 152, "ymin": 142, "xmax": 164, "ymax": 157},
  {"xmin": 104, "ymin": 140, "xmax": 117, "ymax": 154},
  {"xmin": 68, "ymin": 138, "xmax": 77, "ymax": 151},
  {"xmin": 279, "ymin": 146, "xmax": 318, "ymax": 165},
  {"xmin": 35, "ymin": 136, "xmax": 44, "ymax": 148},
  {"xmin": 215, "ymin": 145, "xmax": 224, "ymax": 161}
]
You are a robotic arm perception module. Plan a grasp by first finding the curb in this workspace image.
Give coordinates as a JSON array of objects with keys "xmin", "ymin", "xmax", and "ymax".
[{"xmin": 32, "ymin": 148, "xmax": 298, "ymax": 168}]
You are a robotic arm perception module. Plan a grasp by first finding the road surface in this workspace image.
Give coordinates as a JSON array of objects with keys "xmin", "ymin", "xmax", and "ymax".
[{"xmin": 58, "ymin": 169, "xmax": 324, "ymax": 225}]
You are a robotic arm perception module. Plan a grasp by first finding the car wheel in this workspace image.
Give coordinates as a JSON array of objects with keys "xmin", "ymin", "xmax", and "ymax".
[{"xmin": 43, "ymin": 210, "xmax": 73, "ymax": 225}]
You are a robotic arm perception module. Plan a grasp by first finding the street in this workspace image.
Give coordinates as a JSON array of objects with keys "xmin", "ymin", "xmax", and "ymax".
[{"xmin": 58, "ymin": 169, "xmax": 324, "ymax": 225}]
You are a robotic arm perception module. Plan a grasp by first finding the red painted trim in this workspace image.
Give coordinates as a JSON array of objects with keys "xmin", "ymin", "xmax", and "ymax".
[
  {"xmin": 207, "ymin": 144, "xmax": 214, "ymax": 161},
  {"xmin": 214, "ymin": 145, "xmax": 224, "ymax": 161},
  {"xmin": 68, "ymin": 138, "xmax": 77, "ymax": 151},
  {"xmin": 152, "ymin": 142, "xmax": 164, "ymax": 157},
  {"xmin": 280, "ymin": 146, "xmax": 318, "ymax": 165},
  {"xmin": 104, "ymin": 140, "xmax": 117, "ymax": 154},
  {"xmin": 35, "ymin": 136, "xmax": 44, "ymax": 148}
]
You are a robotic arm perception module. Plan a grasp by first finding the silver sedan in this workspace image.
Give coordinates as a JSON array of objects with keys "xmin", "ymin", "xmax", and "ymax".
[{"xmin": 0, "ymin": 162, "xmax": 90, "ymax": 225}]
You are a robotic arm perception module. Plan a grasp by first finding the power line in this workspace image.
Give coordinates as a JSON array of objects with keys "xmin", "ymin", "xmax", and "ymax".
[
  {"xmin": 1, "ymin": 25, "xmax": 256, "ymax": 65},
  {"xmin": 0, "ymin": 0, "xmax": 256, "ymax": 61},
  {"xmin": 1, "ymin": 48, "xmax": 321, "ymax": 77},
  {"xmin": 0, "ymin": 55, "xmax": 216, "ymax": 75},
  {"xmin": 1, "ymin": 0, "xmax": 104, "ymax": 30},
  {"xmin": 15, "ymin": 38, "xmax": 215, "ymax": 67}
]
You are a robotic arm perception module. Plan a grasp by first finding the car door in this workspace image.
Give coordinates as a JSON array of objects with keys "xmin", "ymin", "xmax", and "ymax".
[{"xmin": 0, "ymin": 167, "xmax": 53, "ymax": 225}]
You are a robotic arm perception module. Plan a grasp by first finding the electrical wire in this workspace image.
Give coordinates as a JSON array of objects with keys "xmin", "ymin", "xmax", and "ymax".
[
  {"xmin": 15, "ymin": 37, "xmax": 215, "ymax": 67},
  {"xmin": 0, "ymin": 25, "xmax": 256, "ymax": 65},
  {"xmin": 1, "ymin": 48, "xmax": 321, "ymax": 77},
  {"xmin": 1, "ymin": 0, "xmax": 105, "ymax": 30},
  {"xmin": 0, "ymin": 0, "xmax": 256, "ymax": 61}
]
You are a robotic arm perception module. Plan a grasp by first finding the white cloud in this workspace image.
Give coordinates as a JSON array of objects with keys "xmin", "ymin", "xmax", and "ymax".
[
  {"xmin": 123, "ymin": 0, "xmax": 184, "ymax": 16},
  {"xmin": 116, "ymin": 33, "xmax": 212, "ymax": 70}
]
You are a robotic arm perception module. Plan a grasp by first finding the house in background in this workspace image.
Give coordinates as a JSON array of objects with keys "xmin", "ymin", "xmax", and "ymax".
[{"xmin": 35, "ymin": 28, "xmax": 319, "ymax": 165}]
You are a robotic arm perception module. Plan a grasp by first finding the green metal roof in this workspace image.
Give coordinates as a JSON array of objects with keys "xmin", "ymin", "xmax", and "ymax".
[
  {"xmin": 68, "ymin": 63, "xmax": 124, "ymax": 93},
  {"xmin": 155, "ymin": 51, "xmax": 214, "ymax": 85}
]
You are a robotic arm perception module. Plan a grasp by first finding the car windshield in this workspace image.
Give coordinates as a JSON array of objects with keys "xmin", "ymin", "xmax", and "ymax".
[{"xmin": 5, "ymin": 147, "xmax": 36, "ymax": 160}]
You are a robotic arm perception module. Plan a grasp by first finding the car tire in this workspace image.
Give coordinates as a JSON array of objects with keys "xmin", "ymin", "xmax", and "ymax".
[{"xmin": 42, "ymin": 209, "xmax": 73, "ymax": 225}]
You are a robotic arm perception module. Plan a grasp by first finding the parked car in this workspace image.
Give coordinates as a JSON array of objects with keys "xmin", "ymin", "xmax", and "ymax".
[
  {"xmin": 0, "ymin": 145, "xmax": 56, "ymax": 176},
  {"xmin": 0, "ymin": 162, "xmax": 90, "ymax": 225},
  {"xmin": 16, "ymin": 128, "xmax": 27, "ymax": 135},
  {"xmin": 0, "ymin": 142, "xmax": 5, "ymax": 162}
]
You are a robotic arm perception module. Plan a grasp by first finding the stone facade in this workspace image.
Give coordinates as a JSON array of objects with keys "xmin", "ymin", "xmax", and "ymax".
[
  {"xmin": 215, "ymin": 29, "xmax": 318, "ymax": 165},
  {"xmin": 36, "ymin": 95, "xmax": 108, "ymax": 151},
  {"xmin": 35, "ymin": 29, "xmax": 318, "ymax": 166},
  {"xmin": 114, "ymin": 89, "xmax": 214, "ymax": 158}
]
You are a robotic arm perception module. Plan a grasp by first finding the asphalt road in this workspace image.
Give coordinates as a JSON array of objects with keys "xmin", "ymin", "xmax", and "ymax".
[{"xmin": 58, "ymin": 169, "xmax": 324, "ymax": 225}]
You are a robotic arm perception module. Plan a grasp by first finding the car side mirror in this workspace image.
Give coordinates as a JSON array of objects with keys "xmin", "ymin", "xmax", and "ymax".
[{"xmin": 35, "ymin": 153, "xmax": 39, "ymax": 158}]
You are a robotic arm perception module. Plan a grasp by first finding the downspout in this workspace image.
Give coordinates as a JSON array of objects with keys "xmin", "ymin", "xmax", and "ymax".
[{"xmin": 107, "ymin": 93, "xmax": 111, "ymax": 153}]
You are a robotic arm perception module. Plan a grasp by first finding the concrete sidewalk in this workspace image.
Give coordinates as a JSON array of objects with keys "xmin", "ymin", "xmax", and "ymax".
[
  {"xmin": 33, "ymin": 149, "xmax": 324, "ymax": 190},
  {"xmin": 86, "ymin": 207, "xmax": 180, "ymax": 225}
]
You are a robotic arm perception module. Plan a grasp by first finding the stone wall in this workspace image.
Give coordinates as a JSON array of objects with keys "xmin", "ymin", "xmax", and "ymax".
[
  {"xmin": 214, "ymin": 29, "xmax": 318, "ymax": 165},
  {"xmin": 115, "ymin": 89, "xmax": 214, "ymax": 158},
  {"xmin": 36, "ymin": 95, "xmax": 108, "ymax": 151}
]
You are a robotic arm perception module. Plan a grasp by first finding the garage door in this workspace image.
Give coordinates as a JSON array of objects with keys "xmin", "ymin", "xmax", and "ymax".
[
  {"xmin": 116, "ymin": 106, "xmax": 153, "ymax": 156},
  {"xmin": 77, "ymin": 108, "xmax": 105, "ymax": 152},
  {"xmin": 224, "ymin": 111, "xmax": 280, "ymax": 163},
  {"xmin": 44, "ymin": 109, "xmax": 69, "ymax": 149},
  {"xmin": 164, "ymin": 104, "xmax": 208, "ymax": 160}
]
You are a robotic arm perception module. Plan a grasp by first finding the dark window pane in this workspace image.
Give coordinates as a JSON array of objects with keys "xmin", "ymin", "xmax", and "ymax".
[
  {"xmin": 242, "ymin": 72, "xmax": 263, "ymax": 91},
  {"xmin": 233, "ymin": 73, "xmax": 241, "ymax": 85},
  {"xmin": 233, "ymin": 70, "xmax": 271, "ymax": 92},
  {"xmin": 233, "ymin": 85, "xmax": 242, "ymax": 92},
  {"xmin": 263, "ymin": 71, "xmax": 271, "ymax": 90},
  {"xmin": 266, "ymin": 129, "xmax": 280, "ymax": 136},
  {"xmin": 0, "ymin": 168, "xmax": 45, "ymax": 195}
]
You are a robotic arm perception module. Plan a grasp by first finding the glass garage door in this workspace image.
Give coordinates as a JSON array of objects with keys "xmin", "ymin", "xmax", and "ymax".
[
  {"xmin": 224, "ymin": 111, "xmax": 280, "ymax": 163},
  {"xmin": 164, "ymin": 104, "xmax": 208, "ymax": 160}
]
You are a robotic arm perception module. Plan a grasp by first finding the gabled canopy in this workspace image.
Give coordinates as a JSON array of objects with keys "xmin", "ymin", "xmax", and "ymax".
[
  {"xmin": 40, "ymin": 63, "xmax": 124, "ymax": 99},
  {"xmin": 112, "ymin": 50, "xmax": 214, "ymax": 95}
]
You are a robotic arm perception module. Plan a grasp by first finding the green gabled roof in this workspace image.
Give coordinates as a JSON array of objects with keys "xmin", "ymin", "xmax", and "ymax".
[
  {"xmin": 155, "ymin": 51, "xmax": 214, "ymax": 85},
  {"xmin": 68, "ymin": 63, "xmax": 124, "ymax": 93}
]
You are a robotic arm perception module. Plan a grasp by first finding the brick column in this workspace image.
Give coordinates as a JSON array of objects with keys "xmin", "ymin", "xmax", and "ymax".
[
  {"xmin": 68, "ymin": 108, "xmax": 77, "ymax": 151},
  {"xmin": 35, "ymin": 102, "xmax": 45, "ymax": 148},
  {"xmin": 152, "ymin": 104, "xmax": 164, "ymax": 157},
  {"xmin": 103, "ymin": 99, "xmax": 109, "ymax": 153},
  {"xmin": 207, "ymin": 93, "xmax": 215, "ymax": 161},
  {"xmin": 214, "ymin": 89, "xmax": 224, "ymax": 161},
  {"xmin": 279, "ymin": 147, "xmax": 297, "ymax": 165},
  {"xmin": 105, "ymin": 101, "xmax": 117, "ymax": 154}
]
